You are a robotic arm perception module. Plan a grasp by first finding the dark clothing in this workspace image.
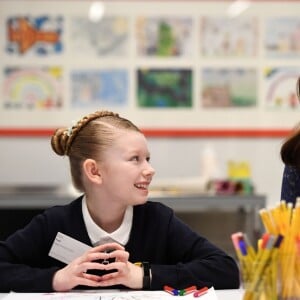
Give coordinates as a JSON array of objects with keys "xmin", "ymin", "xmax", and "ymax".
[
  {"xmin": 0, "ymin": 196, "xmax": 240, "ymax": 292},
  {"xmin": 281, "ymin": 165, "xmax": 300, "ymax": 205}
]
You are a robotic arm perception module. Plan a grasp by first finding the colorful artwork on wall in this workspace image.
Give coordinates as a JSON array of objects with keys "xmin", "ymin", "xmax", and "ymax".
[
  {"xmin": 6, "ymin": 15, "xmax": 63, "ymax": 55},
  {"xmin": 201, "ymin": 17, "xmax": 258, "ymax": 57},
  {"xmin": 70, "ymin": 16, "xmax": 129, "ymax": 56},
  {"xmin": 3, "ymin": 67, "xmax": 63, "ymax": 109},
  {"xmin": 265, "ymin": 17, "xmax": 300, "ymax": 58},
  {"xmin": 265, "ymin": 68, "xmax": 300, "ymax": 109},
  {"xmin": 70, "ymin": 69, "xmax": 128, "ymax": 107},
  {"xmin": 201, "ymin": 68, "xmax": 257, "ymax": 108},
  {"xmin": 1, "ymin": 0, "xmax": 300, "ymax": 133},
  {"xmin": 136, "ymin": 17, "xmax": 193, "ymax": 57},
  {"xmin": 137, "ymin": 68, "xmax": 192, "ymax": 107}
]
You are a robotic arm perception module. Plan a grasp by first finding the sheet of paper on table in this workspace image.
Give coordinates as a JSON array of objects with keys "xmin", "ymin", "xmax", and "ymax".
[{"xmin": 2, "ymin": 287, "xmax": 218, "ymax": 300}]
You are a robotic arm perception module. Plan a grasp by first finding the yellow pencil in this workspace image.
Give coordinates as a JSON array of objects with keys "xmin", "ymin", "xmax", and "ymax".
[
  {"xmin": 247, "ymin": 235, "xmax": 276, "ymax": 295},
  {"xmin": 240, "ymin": 199, "xmax": 300, "ymax": 299},
  {"xmin": 259, "ymin": 209, "xmax": 276, "ymax": 234}
]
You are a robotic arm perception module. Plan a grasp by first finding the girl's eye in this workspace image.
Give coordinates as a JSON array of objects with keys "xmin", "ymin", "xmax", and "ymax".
[{"xmin": 130, "ymin": 155, "xmax": 150, "ymax": 162}]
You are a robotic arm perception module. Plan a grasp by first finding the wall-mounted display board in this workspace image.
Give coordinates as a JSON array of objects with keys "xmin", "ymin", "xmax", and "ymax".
[{"xmin": 0, "ymin": 0, "xmax": 300, "ymax": 137}]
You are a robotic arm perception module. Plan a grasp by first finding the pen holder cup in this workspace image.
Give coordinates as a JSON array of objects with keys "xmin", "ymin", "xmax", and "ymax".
[
  {"xmin": 240, "ymin": 254, "xmax": 279, "ymax": 300},
  {"xmin": 241, "ymin": 253, "xmax": 300, "ymax": 300}
]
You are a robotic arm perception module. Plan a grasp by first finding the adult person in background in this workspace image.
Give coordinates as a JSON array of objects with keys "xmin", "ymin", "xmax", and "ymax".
[
  {"xmin": 0, "ymin": 110, "xmax": 239, "ymax": 292},
  {"xmin": 280, "ymin": 76, "xmax": 300, "ymax": 205}
]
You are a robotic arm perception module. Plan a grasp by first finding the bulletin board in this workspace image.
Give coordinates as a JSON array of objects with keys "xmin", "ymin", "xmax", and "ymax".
[{"xmin": 0, "ymin": 0, "xmax": 300, "ymax": 137}]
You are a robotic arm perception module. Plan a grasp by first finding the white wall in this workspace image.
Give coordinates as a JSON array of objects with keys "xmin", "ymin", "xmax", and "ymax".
[
  {"xmin": 0, "ymin": 0, "xmax": 296, "ymax": 208},
  {"xmin": 0, "ymin": 136, "xmax": 284, "ymax": 207}
]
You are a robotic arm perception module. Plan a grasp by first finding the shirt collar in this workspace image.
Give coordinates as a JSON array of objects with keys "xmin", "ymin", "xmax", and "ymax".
[{"xmin": 82, "ymin": 195, "xmax": 133, "ymax": 246}]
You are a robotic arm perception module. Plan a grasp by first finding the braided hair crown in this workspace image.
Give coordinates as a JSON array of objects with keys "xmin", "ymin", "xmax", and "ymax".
[{"xmin": 51, "ymin": 110, "xmax": 119, "ymax": 156}]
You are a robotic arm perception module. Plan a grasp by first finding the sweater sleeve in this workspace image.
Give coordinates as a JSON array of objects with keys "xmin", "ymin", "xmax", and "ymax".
[
  {"xmin": 0, "ymin": 212, "xmax": 60, "ymax": 292},
  {"xmin": 280, "ymin": 165, "xmax": 300, "ymax": 205},
  {"xmin": 149, "ymin": 206, "xmax": 240, "ymax": 290}
]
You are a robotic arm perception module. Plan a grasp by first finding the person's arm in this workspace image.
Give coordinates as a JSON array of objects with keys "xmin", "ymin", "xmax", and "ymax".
[
  {"xmin": 136, "ymin": 203, "xmax": 240, "ymax": 290},
  {"xmin": 151, "ymin": 214, "xmax": 240, "ymax": 290},
  {"xmin": 280, "ymin": 165, "xmax": 300, "ymax": 205},
  {"xmin": 0, "ymin": 212, "xmax": 60, "ymax": 292}
]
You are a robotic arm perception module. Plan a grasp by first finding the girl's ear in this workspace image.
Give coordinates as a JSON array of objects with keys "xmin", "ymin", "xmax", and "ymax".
[{"xmin": 83, "ymin": 159, "xmax": 102, "ymax": 184}]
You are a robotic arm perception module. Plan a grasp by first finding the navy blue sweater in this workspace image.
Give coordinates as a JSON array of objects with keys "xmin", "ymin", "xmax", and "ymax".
[
  {"xmin": 281, "ymin": 165, "xmax": 300, "ymax": 205},
  {"xmin": 0, "ymin": 196, "xmax": 240, "ymax": 292}
]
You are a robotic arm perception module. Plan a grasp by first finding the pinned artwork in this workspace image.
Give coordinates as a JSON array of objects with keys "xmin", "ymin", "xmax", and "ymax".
[
  {"xmin": 136, "ymin": 16, "xmax": 193, "ymax": 57},
  {"xmin": 201, "ymin": 68, "xmax": 257, "ymax": 108},
  {"xmin": 0, "ymin": 1, "xmax": 299, "ymax": 132},
  {"xmin": 137, "ymin": 68, "xmax": 192, "ymax": 108},
  {"xmin": 201, "ymin": 16, "xmax": 258, "ymax": 57},
  {"xmin": 70, "ymin": 69, "xmax": 128, "ymax": 108},
  {"xmin": 6, "ymin": 15, "xmax": 63, "ymax": 56},
  {"xmin": 265, "ymin": 68, "xmax": 300, "ymax": 110},
  {"xmin": 70, "ymin": 16, "xmax": 129, "ymax": 57},
  {"xmin": 3, "ymin": 67, "xmax": 63, "ymax": 110},
  {"xmin": 265, "ymin": 17, "xmax": 300, "ymax": 58}
]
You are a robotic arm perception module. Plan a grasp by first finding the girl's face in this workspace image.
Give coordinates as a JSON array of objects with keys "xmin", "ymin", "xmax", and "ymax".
[{"xmin": 98, "ymin": 130, "xmax": 155, "ymax": 206}]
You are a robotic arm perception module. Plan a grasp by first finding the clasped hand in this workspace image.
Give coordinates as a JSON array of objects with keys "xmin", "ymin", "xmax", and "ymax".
[{"xmin": 52, "ymin": 242, "xmax": 143, "ymax": 291}]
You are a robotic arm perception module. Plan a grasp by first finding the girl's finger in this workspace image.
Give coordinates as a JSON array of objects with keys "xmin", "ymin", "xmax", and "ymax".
[
  {"xmin": 80, "ymin": 261, "xmax": 112, "ymax": 273},
  {"xmin": 97, "ymin": 272, "xmax": 120, "ymax": 286},
  {"xmin": 75, "ymin": 277, "xmax": 103, "ymax": 287},
  {"xmin": 101, "ymin": 261, "xmax": 127, "ymax": 274},
  {"xmin": 82, "ymin": 272, "xmax": 102, "ymax": 282},
  {"xmin": 108, "ymin": 249, "xmax": 129, "ymax": 262},
  {"xmin": 92, "ymin": 242, "xmax": 124, "ymax": 253},
  {"xmin": 86, "ymin": 251, "xmax": 111, "ymax": 262}
]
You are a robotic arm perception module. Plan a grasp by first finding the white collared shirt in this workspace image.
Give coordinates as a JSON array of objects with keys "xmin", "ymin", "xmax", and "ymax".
[{"xmin": 82, "ymin": 195, "xmax": 133, "ymax": 246}]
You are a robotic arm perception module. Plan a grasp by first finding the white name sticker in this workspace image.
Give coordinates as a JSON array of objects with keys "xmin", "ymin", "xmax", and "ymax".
[{"xmin": 49, "ymin": 232, "xmax": 91, "ymax": 264}]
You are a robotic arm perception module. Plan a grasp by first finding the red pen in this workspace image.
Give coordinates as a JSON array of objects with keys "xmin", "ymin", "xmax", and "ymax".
[
  {"xmin": 163, "ymin": 285, "xmax": 178, "ymax": 296},
  {"xmin": 183, "ymin": 285, "xmax": 197, "ymax": 295},
  {"xmin": 193, "ymin": 286, "xmax": 209, "ymax": 297}
]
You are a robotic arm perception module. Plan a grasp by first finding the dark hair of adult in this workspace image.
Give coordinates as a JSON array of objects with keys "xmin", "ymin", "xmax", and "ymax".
[{"xmin": 280, "ymin": 76, "xmax": 300, "ymax": 168}]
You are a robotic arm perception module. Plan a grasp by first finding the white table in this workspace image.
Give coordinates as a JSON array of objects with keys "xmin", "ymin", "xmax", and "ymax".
[
  {"xmin": 0, "ymin": 289, "xmax": 245, "ymax": 299},
  {"xmin": 215, "ymin": 289, "xmax": 244, "ymax": 299}
]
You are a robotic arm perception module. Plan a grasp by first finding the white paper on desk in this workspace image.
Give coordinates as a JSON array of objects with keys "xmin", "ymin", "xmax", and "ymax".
[
  {"xmin": 2, "ymin": 287, "xmax": 218, "ymax": 300},
  {"xmin": 48, "ymin": 232, "xmax": 91, "ymax": 264},
  {"xmin": 94, "ymin": 288, "xmax": 218, "ymax": 300},
  {"xmin": 1, "ymin": 292, "xmax": 100, "ymax": 300}
]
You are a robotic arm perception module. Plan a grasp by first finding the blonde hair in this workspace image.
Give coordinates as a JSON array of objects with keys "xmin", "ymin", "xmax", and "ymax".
[{"xmin": 51, "ymin": 110, "xmax": 141, "ymax": 191}]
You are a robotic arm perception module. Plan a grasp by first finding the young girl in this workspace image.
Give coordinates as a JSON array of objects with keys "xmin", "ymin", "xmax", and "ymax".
[{"xmin": 0, "ymin": 110, "xmax": 239, "ymax": 292}]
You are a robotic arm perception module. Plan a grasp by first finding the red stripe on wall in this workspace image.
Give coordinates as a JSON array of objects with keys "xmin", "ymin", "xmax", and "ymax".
[
  {"xmin": 142, "ymin": 128, "xmax": 292, "ymax": 138},
  {"xmin": 0, "ymin": 128, "xmax": 292, "ymax": 138}
]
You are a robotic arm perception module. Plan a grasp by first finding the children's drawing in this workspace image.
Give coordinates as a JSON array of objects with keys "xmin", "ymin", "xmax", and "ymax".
[
  {"xmin": 71, "ymin": 17, "xmax": 129, "ymax": 56},
  {"xmin": 201, "ymin": 17, "xmax": 258, "ymax": 57},
  {"xmin": 265, "ymin": 68, "xmax": 300, "ymax": 109},
  {"xmin": 6, "ymin": 15, "xmax": 63, "ymax": 55},
  {"xmin": 265, "ymin": 17, "xmax": 300, "ymax": 58},
  {"xmin": 136, "ymin": 17, "xmax": 193, "ymax": 57},
  {"xmin": 201, "ymin": 68, "xmax": 257, "ymax": 108},
  {"xmin": 137, "ymin": 69, "xmax": 192, "ymax": 107},
  {"xmin": 2, "ymin": 290, "xmax": 189, "ymax": 300},
  {"xmin": 71, "ymin": 69, "xmax": 128, "ymax": 107},
  {"xmin": 3, "ymin": 67, "xmax": 63, "ymax": 109}
]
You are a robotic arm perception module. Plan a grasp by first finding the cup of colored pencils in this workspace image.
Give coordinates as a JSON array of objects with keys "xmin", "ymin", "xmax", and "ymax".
[{"xmin": 232, "ymin": 198, "xmax": 300, "ymax": 300}]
